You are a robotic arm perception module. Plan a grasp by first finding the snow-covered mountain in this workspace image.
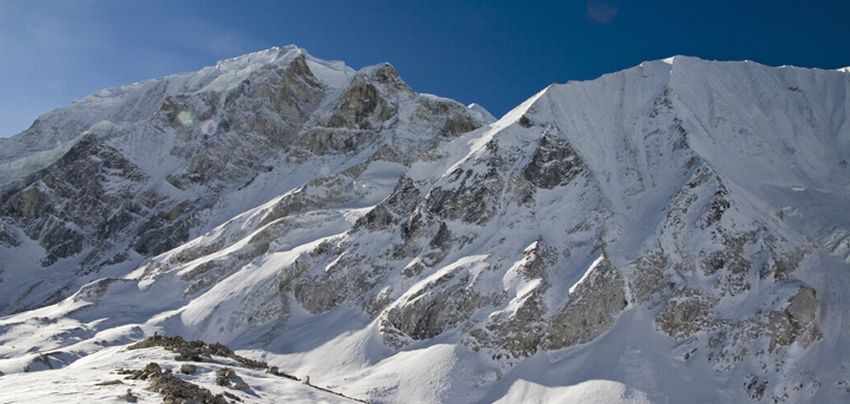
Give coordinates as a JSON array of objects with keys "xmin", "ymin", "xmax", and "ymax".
[
  {"xmin": 0, "ymin": 45, "xmax": 488, "ymax": 314},
  {"xmin": 1, "ymin": 49, "xmax": 849, "ymax": 403}
]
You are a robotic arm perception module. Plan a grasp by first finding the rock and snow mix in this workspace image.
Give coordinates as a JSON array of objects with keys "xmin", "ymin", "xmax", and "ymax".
[{"xmin": 1, "ymin": 48, "xmax": 849, "ymax": 403}]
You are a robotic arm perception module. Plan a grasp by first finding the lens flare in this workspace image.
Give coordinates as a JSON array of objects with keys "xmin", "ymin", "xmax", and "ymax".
[
  {"xmin": 199, "ymin": 119, "xmax": 218, "ymax": 136},
  {"xmin": 587, "ymin": 0, "xmax": 619, "ymax": 24},
  {"xmin": 176, "ymin": 110, "xmax": 196, "ymax": 127}
]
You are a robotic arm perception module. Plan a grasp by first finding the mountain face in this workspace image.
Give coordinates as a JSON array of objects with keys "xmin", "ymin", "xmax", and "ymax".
[
  {"xmin": 1, "ymin": 50, "xmax": 850, "ymax": 403},
  {"xmin": 0, "ymin": 46, "xmax": 488, "ymax": 314}
]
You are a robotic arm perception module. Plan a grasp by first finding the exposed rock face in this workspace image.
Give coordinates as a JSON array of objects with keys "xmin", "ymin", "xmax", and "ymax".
[
  {"xmin": 466, "ymin": 243, "xmax": 552, "ymax": 358},
  {"xmin": 327, "ymin": 81, "xmax": 394, "ymax": 130},
  {"xmin": 522, "ymin": 132, "xmax": 584, "ymax": 189},
  {"xmin": 132, "ymin": 200, "xmax": 198, "ymax": 256},
  {"xmin": 353, "ymin": 176, "xmax": 421, "ymax": 232},
  {"xmin": 0, "ymin": 220, "xmax": 17, "ymax": 247},
  {"xmin": 379, "ymin": 263, "xmax": 483, "ymax": 348},
  {"xmin": 2, "ymin": 135, "xmax": 148, "ymax": 266},
  {"xmin": 544, "ymin": 257, "xmax": 628, "ymax": 349},
  {"xmin": 656, "ymin": 287, "xmax": 717, "ymax": 338}
]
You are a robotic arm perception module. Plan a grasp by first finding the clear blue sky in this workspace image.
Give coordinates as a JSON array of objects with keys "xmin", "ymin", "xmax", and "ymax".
[{"xmin": 2, "ymin": 0, "xmax": 849, "ymax": 137}]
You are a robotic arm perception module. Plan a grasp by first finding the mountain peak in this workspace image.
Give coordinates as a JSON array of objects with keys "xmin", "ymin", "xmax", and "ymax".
[
  {"xmin": 213, "ymin": 44, "xmax": 303, "ymax": 68},
  {"xmin": 210, "ymin": 45, "xmax": 352, "ymax": 76}
]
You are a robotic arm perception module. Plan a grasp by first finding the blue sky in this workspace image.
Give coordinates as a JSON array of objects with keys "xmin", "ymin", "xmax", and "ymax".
[{"xmin": 1, "ymin": 0, "xmax": 849, "ymax": 137}]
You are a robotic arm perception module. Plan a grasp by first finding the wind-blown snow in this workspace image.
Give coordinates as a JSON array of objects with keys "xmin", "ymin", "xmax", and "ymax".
[{"xmin": 467, "ymin": 103, "xmax": 497, "ymax": 123}]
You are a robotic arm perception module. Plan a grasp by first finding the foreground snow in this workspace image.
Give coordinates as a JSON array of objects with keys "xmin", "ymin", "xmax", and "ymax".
[{"xmin": 0, "ymin": 345, "xmax": 355, "ymax": 403}]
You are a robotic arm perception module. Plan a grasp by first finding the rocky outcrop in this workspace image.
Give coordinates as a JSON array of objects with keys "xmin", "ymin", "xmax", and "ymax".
[
  {"xmin": 467, "ymin": 243, "xmax": 553, "ymax": 358},
  {"xmin": 380, "ymin": 265, "xmax": 483, "ymax": 348},
  {"xmin": 545, "ymin": 257, "xmax": 628, "ymax": 349},
  {"xmin": 120, "ymin": 362, "xmax": 230, "ymax": 404},
  {"xmin": 426, "ymin": 168, "xmax": 504, "ymax": 225},
  {"xmin": 522, "ymin": 132, "xmax": 584, "ymax": 189},
  {"xmin": 0, "ymin": 219, "xmax": 17, "ymax": 247},
  {"xmin": 656, "ymin": 287, "xmax": 717, "ymax": 338},
  {"xmin": 1, "ymin": 135, "xmax": 148, "ymax": 266},
  {"xmin": 129, "ymin": 335, "xmax": 268, "ymax": 369},
  {"xmin": 327, "ymin": 81, "xmax": 395, "ymax": 130}
]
